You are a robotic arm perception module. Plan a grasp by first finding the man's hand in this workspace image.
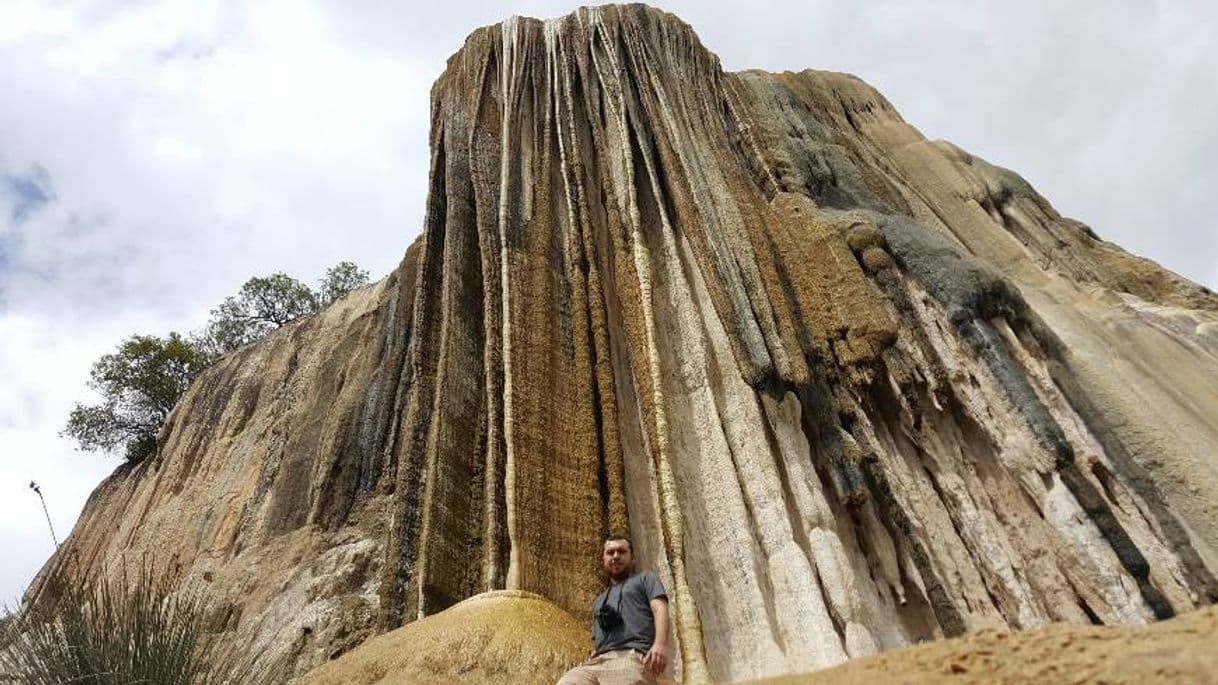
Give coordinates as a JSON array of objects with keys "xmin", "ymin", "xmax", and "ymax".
[
  {"xmin": 645, "ymin": 596, "xmax": 670, "ymax": 675},
  {"xmin": 643, "ymin": 642, "xmax": 668, "ymax": 675}
]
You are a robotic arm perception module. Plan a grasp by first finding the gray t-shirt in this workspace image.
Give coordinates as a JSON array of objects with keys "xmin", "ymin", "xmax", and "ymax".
[{"xmin": 592, "ymin": 570, "xmax": 668, "ymax": 655}]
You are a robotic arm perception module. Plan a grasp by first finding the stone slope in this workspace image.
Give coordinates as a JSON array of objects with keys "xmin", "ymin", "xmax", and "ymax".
[
  {"xmin": 305, "ymin": 599, "xmax": 1218, "ymax": 685},
  {"xmin": 34, "ymin": 5, "xmax": 1218, "ymax": 682},
  {"xmin": 753, "ymin": 605, "xmax": 1218, "ymax": 685},
  {"xmin": 299, "ymin": 597, "xmax": 1218, "ymax": 682},
  {"xmin": 31, "ymin": 262, "xmax": 424, "ymax": 671},
  {"xmin": 303, "ymin": 591, "xmax": 589, "ymax": 685}
]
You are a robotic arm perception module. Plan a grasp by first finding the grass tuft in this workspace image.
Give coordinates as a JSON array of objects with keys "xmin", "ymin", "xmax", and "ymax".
[{"xmin": 0, "ymin": 563, "xmax": 280, "ymax": 684}]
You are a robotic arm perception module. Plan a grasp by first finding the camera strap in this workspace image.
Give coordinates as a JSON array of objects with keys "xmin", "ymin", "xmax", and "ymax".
[{"xmin": 600, "ymin": 578, "xmax": 627, "ymax": 614}]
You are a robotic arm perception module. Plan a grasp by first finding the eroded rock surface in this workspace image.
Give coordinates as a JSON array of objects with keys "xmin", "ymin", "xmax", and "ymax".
[
  {"xmin": 751, "ymin": 605, "xmax": 1218, "ymax": 685},
  {"xmin": 303, "ymin": 591, "xmax": 588, "ymax": 685},
  {"xmin": 34, "ymin": 5, "xmax": 1218, "ymax": 682}
]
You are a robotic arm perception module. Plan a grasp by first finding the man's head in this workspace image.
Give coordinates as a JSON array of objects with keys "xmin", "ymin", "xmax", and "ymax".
[{"xmin": 602, "ymin": 535, "xmax": 634, "ymax": 580}]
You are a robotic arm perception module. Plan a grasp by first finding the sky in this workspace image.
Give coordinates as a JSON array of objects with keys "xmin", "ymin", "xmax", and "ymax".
[{"xmin": 1, "ymin": 0, "xmax": 1215, "ymax": 605}]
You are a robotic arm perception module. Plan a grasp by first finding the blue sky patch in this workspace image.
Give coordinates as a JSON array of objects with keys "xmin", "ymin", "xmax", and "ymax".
[{"xmin": 5, "ymin": 166, "xmax": 55, "ymax": 224}]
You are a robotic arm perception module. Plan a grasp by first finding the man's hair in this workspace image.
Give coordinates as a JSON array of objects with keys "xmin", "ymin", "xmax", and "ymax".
[{"xmin": 603, "ymin": 534, "xmax": 633, "ymax": 552}]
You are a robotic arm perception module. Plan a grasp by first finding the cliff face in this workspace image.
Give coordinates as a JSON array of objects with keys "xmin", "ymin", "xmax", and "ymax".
[{"xmin": 36, "ymin": 5, "xmax": 1218, "ymax": 682}]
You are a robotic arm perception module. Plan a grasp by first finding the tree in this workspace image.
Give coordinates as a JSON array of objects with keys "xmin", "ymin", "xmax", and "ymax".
[
  {"xmin": 198, "ymin": 273, "xmax": 317, "ymax": 355},
  {"xmin": 317, "ymin": 260, "xmax": 370, "ymax": 306},
  {"xmin": 200, "ymin": 262, "xmax": 370, "ymax": 356},
  {"xmin": 62, "ymin": 333, "xmax": 211, "ymax": 463},
  {"xmin": 65, "ymin": 261, "xmax": 370, "ymax": 461}
]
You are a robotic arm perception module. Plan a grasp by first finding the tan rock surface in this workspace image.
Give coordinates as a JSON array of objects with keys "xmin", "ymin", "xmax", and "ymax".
[
  {"xmin": 303, "ymin": 590, "xmax": 587, "ymax": 685},
  {"xmin": 29, "ymin": 262, "xmax": 424, "ymax": 675},
  {"xmin": 32, "ymin": 5, "xmax": 1218, "ymax": 682},
  {"xmin": 751, "ymin": 605, "xmax": 1218, "ymax": 685}
]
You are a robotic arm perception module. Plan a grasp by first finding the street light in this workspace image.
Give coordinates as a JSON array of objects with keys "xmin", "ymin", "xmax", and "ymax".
[{"xmin": 29, "ymin": 481, "xmax": 59, "ymax": 548}]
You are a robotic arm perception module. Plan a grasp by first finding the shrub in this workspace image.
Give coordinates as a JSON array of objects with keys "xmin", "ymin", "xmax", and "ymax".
[{"xmin": 0, "ymin": 565, "xmax": 278, "ymax": 684}]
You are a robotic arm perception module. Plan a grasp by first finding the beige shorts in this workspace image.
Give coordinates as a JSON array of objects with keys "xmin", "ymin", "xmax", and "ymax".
[{"xmin": 556, "ymin": 648, "xmax": 657, "ymax": 685}]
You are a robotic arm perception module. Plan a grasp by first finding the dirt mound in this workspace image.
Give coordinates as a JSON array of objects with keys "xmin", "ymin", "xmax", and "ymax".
[{"xmin": 302, "ymin": 590, "xmax": 587, "ymax": 685}]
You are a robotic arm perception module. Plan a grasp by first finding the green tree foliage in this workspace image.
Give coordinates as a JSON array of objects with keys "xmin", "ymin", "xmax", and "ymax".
[
  {"xmin": 62, "ymin": 333, "xmax": 212, "ymax": 463},
  {"xmin": 199, "ymin": 273, "xmax": 318, "ymax": 355},
  {"xmin": 64, "ymin": 261, "xmax": 370, "ymax": 461},
  {"xmin": 200, "ymin": 262, "xmax": 370, "ymax": 355},
  {"xmin": 317, "ymin": 260, "xmax": 371, "ymax": 306}
]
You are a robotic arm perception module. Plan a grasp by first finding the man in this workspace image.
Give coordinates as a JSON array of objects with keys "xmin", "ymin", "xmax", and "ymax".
[{"xmin": 557, "ymin": 535, "xmax": 670, "ymax": 685}]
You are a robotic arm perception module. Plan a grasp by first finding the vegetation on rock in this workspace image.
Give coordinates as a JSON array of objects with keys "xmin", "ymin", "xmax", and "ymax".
[
  {"xmin": 62, "ymin": 261, "xmax": 370, "ymax": 462},
  {"xmin": 316, "ymin": 261, "xmax": 372, "ymax": 309},
  {"xmin": 198, "ymin": 261, "xmax": 370, "ymax": 356},
  {"xmin": 62, "ymin": 333, "xmax": 211, "ymax": 463}
]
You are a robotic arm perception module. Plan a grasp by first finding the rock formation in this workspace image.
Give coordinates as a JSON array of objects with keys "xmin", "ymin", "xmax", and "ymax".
[
  {"xmin": 33, "ymin": 5, "xmax": 1218, "ymax": 682},
  {"xmin": 754, "ymin": 604, "xmax": 1218, "ymax": 685},
  {"xmin": 305, "ymin": 599, "xmax": 1218, "ymax": 685},
  {"xmin": 305, "ymin": 591, "xmax": 590, "ymax": 684}
]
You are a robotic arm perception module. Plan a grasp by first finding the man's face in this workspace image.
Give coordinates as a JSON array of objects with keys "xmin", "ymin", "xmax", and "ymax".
[{"xmin": 602, "ymin": 539, "xmax": 633, "ymax": 578}]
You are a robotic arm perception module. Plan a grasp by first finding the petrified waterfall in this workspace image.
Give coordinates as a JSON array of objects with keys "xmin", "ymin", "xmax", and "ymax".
[{"xmin": 36, "ymin": 5, "xmax": 1218, "ymax": 682}]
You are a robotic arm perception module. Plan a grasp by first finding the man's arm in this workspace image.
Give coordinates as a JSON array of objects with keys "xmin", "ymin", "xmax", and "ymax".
[{"xmin": 643, "ymin": 597, "xmax": 669, "ymax": 675}]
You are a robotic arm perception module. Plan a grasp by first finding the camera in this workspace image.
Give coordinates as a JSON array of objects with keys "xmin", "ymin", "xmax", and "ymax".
[{"xmin": 596, "ymin": 603, "xmax": 623, "ymax": 630}]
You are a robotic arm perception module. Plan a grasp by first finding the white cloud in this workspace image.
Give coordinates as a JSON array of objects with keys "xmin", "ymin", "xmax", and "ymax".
[
  {"xmin": 0, "ymin": 2, "xmax": 73, "ymax": 47},
  {"xmin": 0, "ymin": 0, "xmax": 432, "ymax": 602},
  {"xmin": 0, "ymin": 313, "xmax": 124, "ymax": 602},
  {"xmin": 1, "ymin": 0, "xmax": 1215, "ymax": 604}
]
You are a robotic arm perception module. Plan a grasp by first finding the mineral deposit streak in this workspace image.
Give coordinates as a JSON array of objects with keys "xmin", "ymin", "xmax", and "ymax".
[{"xmin": 34, "ymin": 5, "xmax": 1218, "ymax": 683}]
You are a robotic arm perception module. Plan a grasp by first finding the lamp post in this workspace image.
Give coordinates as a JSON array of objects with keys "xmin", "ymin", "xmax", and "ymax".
[{"xmin": 29, "ymin": 481, "xmax": 59, "ymax": 548}]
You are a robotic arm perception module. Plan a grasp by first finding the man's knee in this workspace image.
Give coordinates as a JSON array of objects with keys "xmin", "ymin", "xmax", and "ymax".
[
  {"xmin": 558, "ymin": 652, "xmax": 655, "ymax": 685},
  {"xmin": 556, "ymin": 662, "xmax": 598, "ymax": 685}
]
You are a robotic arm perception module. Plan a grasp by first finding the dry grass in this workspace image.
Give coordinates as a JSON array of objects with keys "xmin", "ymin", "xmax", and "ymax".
[{"xmin": 0, "ymin": 564, "xmax": 280, "ymax": 684}]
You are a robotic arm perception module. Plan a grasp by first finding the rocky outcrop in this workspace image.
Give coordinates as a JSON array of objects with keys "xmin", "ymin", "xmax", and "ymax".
[
  {"xmin": 34, "ymin": 5, "xmax": 1218, "ymax": 682},
  {"xmin": 303, "ymin": 591, "xmax": 589, "ymax": 685},
  {"xmin": 32, "ymin": 272, "xmax": 418, "ymax": 670},
  {"xmin": 752, "ymin": 605, "xmax": 1218, "ymax": 685},
  {"xmin": 307, "ymin": 599, "xmax": 1218, "ymax": 685}
]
